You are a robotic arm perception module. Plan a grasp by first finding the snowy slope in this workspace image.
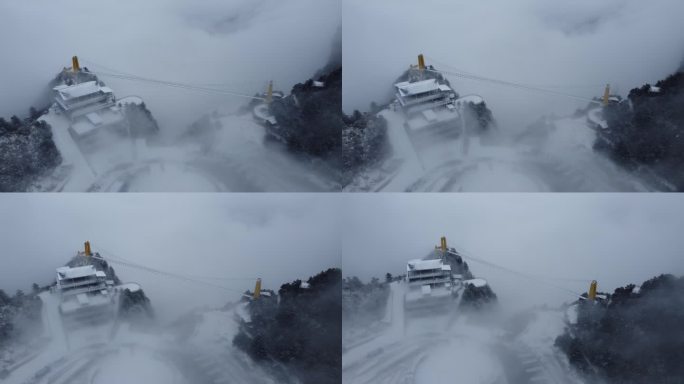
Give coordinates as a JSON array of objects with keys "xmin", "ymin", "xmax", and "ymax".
[
  {"xmin": 192, "ymin": 111, "xmax": 340, "ymax": 192},
  {"xmin": 37, "ymin": 108, "xmax": 216, "ymax": 192},
  {"xmin": 38, "ymin": 113, "xmax": 97, "ymax": 191},
  {"xmin": 176, "ymin": 305, "xmax": 278, "ymax": 384},
  {"xmin": 2, "ymin": 294, "xmax": 275, "ymax": 384},
  {"xmin": 345, "ymin": 107, "xmax": 653, "ymax": 192},
  {"xmin": 343, "ymin": 282, "xmax": 584, "ymax": 384},
  {"xmin": 35, "ymin": 106, "xmax": 339, "ymax": 191}
]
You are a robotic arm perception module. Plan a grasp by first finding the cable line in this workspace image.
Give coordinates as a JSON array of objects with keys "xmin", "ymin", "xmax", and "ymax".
[
  {"xmin": 90, "ymin": 247, "xmax": 248, "ymax": 294},
  {"xmin": 428, "ymin": 68, "xmax": 600, "ymax": 104},
  {"xmin": 92, "ymin": 243, "xmax": 259, "ymax": 282},
  {"xmin": 94, "ymin": 71, "xmax": 266, "ymax": 101},
  {"xmin": 80, "ymin": 58, "xmax": 265, "ymax": 101},
  {"xmin": 445, "ymin": 249, "xmax": 586, "ymax": 299},
  {"xmin": 454, "ymin": 245, "xmax": 593, "ymax": 283},
  {"xmin": 422, "ymin": 55, "xmax": 602, "ymax": 104},
  {"xmin": 93, "ymin": 254, "xmax": 246, "ymax": 294},
  {"xmin": 82, "ymin": 58, "xmax": 266, "ymax": 89},
  {"xmin": 425, "ymin": 55, "xmax": 606, "ymax": 89}
]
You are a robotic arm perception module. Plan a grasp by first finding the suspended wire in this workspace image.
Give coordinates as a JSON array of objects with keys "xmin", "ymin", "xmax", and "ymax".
[
  {"xmin": 92, "ymin": 243, "xmax": 258, "ymax": 282},
  {"xmin": 525, "ymin": 84, "xmax": 606, "ymax": 90},
  {"xmin": 422, "ymin": 55, "xmax": 602, "ymax": 104},
  {"xmin": 452, "ymin": 246, "xmax": 592, "ymax": 287},
  {"xmin": 92, "ymin": 254, "xmax": 247, "ymax": 294},
  {"xmin": 80, "ymin": 58, "xmax": 265, "ymax": 101},
  {"xmin": 425, "ymin": 55, "xmax": 606, "ymax": 90},
  {"xmin": 94, "ymin": 71, "xmax": 266, "ymax": 101},
  {"xmin": 454, "ymin": 244, "xmax": 593, "ymax": 283},
  {"xmin": 79, "ymin": 58, "xmax": 139, "ymax": 78},
  {"xmin": 187, "ymin": 81, "xmax": 267, "ymax": 89},
  {"xmin": 444, "ymin": 249, "xmax": 586, "ymax": 299},
  {"xmin": 422, "ymin": 55, "xmax": 485, "ymax": 77},
  {"xmin": 82, "ymin": 58, "xmax": 267, "ymax": 89},
  {"xmin": 93, "ymin": 243, "xmax": 253, "ymax": 283},
  {"xmin": 89, "ymin": 245, "xmax": 251, "ymax": 294},
  {"xmin": 428, "ymin": 68, "xmax": 600, "ymax": 104},
  {"xmin": 183, "ymin": 274, "xmax": 260, "ymax": 281}
]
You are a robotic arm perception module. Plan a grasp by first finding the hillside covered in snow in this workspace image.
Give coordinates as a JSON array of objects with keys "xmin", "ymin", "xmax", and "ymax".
[
  {"xmin": 0, "ymin": 66, "xmax": 162, "ymax": 192},
  {"xmin": 339, "ymin": 45, "xmax": 684, "ymax": 193},
  {"xmin": 596, "ymin": 66, "xmax": 684, "ymax": 191},
  {"xmin": 0, "ymin": 247, "xmax": 342, "ymax": 383},
  {"xmin": 1, "ymin": 18, "xmax": 343, "ymax": 192},
  {"xmin": 341, "ymin": 241, "xmax": 684, "ymax": 384},
  {"xmin": 177, "ymin": 64, "xmax": 343, "ymax": 192},
  {"xmin": 556, "ymin": 274, "xmax": 684, "ymax": 384},
  {"xmin": 234, "ymin": 268, "xmax": 342, "ymax": 384},
  {"xmin": 270, "ymin": 66, "xmax": 343, "ymax": 159},
  {"xmin": 342, "ymin": 60, "xmax": 664, "ymax": 192},
  {"xmin": 0, "ymin": 62, "xmax": 345, "ymax": 192},
  {"xmin": 0, "ymin": 113, "xmax": 61, "ymax": 192}
]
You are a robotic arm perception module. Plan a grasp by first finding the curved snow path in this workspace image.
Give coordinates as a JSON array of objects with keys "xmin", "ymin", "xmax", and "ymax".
[{"xmin": 343, "ymin": 283, "xmax": 582, "ymax": 384}]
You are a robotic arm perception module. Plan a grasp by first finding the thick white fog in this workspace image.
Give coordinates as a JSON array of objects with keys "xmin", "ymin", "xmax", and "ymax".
[
  {"xmin": 341, "ymin": 194, "xmax": 684, "ymax": 312},
  {"xmin": 0, "ymin": 194, "xmax": 341, "ymax": 321},
  {"xmin": 343, "ymin": 0, "xmax": 684, "ymax": 129},
  {"xmin": 0, "ymin": 0, "xmax": 339, "ymax": 138}
]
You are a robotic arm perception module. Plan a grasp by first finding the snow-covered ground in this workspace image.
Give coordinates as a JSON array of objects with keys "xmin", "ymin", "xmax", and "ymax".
[
  {"xmin": 342, "ymin": 282, "xmax": 584, "ymax": 384},
  {"xmin": 191, "ymin": 111, "xmax": 340, "ymax": 192},
  {"xmin": 345, "ymin": 107, "xmax": 654, "ymax": 192},
  {"xmin": 34, "ymin": 106, "xmax": 339, "ymax": 192},
  {"xmin": 2, "ymin": 292, "xmax": 273, "ymax": 384}
]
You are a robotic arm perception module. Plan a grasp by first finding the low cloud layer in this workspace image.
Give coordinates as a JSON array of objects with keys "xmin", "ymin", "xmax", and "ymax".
[
  {"xmin": 342, "ymin": 194, "xmax": 684, "ymax": 312},
  {"xmin": 1, "ymin": 193, "xmax": 683, "ymax": 319},
  {"xmin": 343, "ymin": 0, "xmax": 684, "ymax": 129},
  {"xmin": 0, "ymin": 0, "xmax": 339, "ymax": 138}
]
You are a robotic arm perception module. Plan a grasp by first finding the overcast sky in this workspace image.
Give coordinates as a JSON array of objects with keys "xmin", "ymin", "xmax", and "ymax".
[
  {"xmin": 0, "ymin": 0, "xmax": 339, "ymax": 138},
  {"xmin": 342, "ymin": 194, "xmax": 684, "ymax": 312},
  {"xmin": 0, "ymin": 194, "xmax": 340, "ymax": 321},
  {"xmin": 343, "ymin": 0, "xmax": 684, "ymax": 129}
]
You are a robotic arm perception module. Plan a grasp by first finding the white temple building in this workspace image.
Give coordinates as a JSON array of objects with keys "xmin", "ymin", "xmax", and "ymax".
[
  {"xmin": 56, "ymin": 265, "xmax": 114, "ymax": 324},
  {"xmin": 52, "ymin": 80, "xmax": 126, "ymax": 139},
  {"xmin": 53, "ymin": 81, "xmax": 115, "ymax": 119},
  {"xmin": 394, "ymin": 79, "xmax": 456, "ymax": 116},
  {"xmin": 393, "ymin": 76, "xmax": 462, "ymax": 134},
  {"xmin": 404, "ymin": 258, "xmax": 457, "ymax": 311}
]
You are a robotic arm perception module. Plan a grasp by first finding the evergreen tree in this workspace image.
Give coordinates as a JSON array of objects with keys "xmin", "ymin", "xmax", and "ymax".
[
  {"xmin": 12, "ymin": 290, "xmax": 25, "ymax": 307},
  {"xmin": 0, "ymin": 116, "xmax": 61, "ymax": 191},
  {"xmin": 269, "ymin": 67, "xmax": 343, "ymax": 158},
  {"xmin": 556, "ymin": 274, "xmax": 684, "ymax": 383},
  {"xmin": 234, "ymin": 268, "xmax": 341, "ymax": 384},
  {"xmin": 10, "ymin": 116, "xmax": 21, "ymax": 129},
  {"xmin": 596, "ymin": 70, "xmax": 684, "ymax": 190}
]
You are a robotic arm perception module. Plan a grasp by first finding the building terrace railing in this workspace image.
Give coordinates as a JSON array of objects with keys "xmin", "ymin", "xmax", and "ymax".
[
  {"xmin": 69, "ymin": 99, "xmax": 116, "ymax": 119},
  {"xmin": 396, "ymin": 91, "xmax": 444, "ymax": 107},
  {"xmin": 407, "ymin": 277, "xmax": 451, "ymax": 287},
  {"xmin": 405, "ymin": 98, "xmax": 453, "ymax": 115},
  {"xmin": 60, "ymin": 283, "xmax": 107, "ymax": 297},
  {"xmin": 58, "ymin": 277, "xmax": 100, "ymax": 289}
]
